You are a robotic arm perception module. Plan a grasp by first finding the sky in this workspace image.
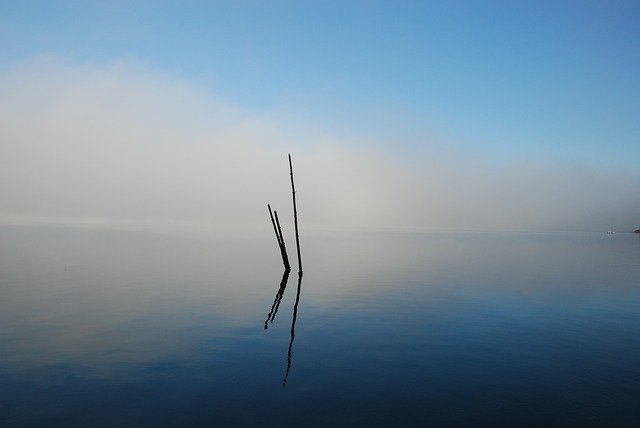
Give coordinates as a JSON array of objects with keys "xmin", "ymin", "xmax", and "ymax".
[{"xmin": 1, "ymin": 1, "xmax": 639, "ymax": 232}]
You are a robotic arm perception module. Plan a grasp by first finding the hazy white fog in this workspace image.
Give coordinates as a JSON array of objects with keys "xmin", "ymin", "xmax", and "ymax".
[{"xmin": 1, "ymin": 57, "xmax": 638, "ymax": 233}]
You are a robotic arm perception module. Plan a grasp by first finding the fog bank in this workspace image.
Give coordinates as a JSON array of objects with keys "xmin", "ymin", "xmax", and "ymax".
[{"xmin": 1, "ymin": 57, "xmax": 638, "ymax": 233}]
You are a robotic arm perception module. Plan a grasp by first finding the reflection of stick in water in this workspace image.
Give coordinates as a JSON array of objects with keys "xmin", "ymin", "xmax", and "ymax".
[
  {"xmin": 282, "ymin": 272, "xmax": 303, "ymax": 387},
  {"xmin": 264, "ymin": 269, "xmax": 291, "ymax": 330}
]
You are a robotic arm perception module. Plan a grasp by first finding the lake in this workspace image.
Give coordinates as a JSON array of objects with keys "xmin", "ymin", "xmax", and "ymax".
[{"xmin": 1, "ymin": 226, "xmax": 639, "ymax": 427}]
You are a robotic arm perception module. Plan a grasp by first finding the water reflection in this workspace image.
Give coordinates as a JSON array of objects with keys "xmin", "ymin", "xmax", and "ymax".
[
  {"xmin": 2, "ymin": 227, "xmax": 639, "ymax": 426},
  {"xmin": 264, "ymin": 269, "xmax": 304, "ymax": 387},
  {"xmin": 283, "ymin": 272, "xmax": 303, "ymax": 387},
  {"xmin": 264, "ymin": 269, "xmax": 291, "ymax": 329}
]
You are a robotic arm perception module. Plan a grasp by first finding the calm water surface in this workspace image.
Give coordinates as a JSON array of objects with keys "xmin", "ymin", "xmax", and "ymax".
[{"xmin": 1, "ymin": 226, "xmax": 639, "ymax": 427}]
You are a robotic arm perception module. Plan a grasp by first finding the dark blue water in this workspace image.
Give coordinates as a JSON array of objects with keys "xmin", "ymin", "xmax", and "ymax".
[{"xmin": 1, "ymin": 226, "xmax": 639, "ymax": 427}]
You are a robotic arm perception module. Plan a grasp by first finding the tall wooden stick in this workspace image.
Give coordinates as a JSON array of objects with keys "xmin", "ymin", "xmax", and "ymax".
[{"xmin": 288, "ymin": 154, "xmax": 302, "ymax": 275}]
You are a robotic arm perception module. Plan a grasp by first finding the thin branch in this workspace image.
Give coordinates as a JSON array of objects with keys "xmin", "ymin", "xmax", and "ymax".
[
  {"xmin": 274, "ymin": 210, "xmax": 290, "ymax": 270},
  {"xmin": 268, "ymin": 203, "xmax": 290, "ymax": 270}
]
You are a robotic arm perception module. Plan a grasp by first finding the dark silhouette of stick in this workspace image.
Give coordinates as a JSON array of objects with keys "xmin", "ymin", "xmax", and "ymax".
[
  {"xmin": 288, "ymin": 154, "xmax": 302, "ymax": 275},
  {"xmin": 274, "ymin": 211, "xmax": 290, "ymax": 270},
  {"xmin": 268, "ymin": 204, "xmax": 281, "ymax": 246},
  {"xmin": 268, "ymin": 204, "xmax": 290, "ymax": 270},
  {"xmin": 274, "ymin": 210, "xmax": 290, "ymax": 266}
]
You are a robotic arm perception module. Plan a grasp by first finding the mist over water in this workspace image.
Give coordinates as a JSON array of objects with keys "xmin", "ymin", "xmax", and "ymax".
[{"xmin": 1, "ymin": 57, "xmax": 639, "ymax": 233}]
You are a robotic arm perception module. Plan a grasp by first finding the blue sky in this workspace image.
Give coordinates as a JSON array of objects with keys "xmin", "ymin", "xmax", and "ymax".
[
  {"xmin": 2, "ymin": 1, "xmax": 639, "ymax": 166},
  {"xmin": 1, "ymin": 1, "xmax": 639, "ymax": 231}
]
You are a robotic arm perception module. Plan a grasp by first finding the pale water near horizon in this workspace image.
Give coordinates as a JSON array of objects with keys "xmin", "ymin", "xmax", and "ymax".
[{"xmin": 1, "ymin": 226, "xmax": 639, "ymax": 427}]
